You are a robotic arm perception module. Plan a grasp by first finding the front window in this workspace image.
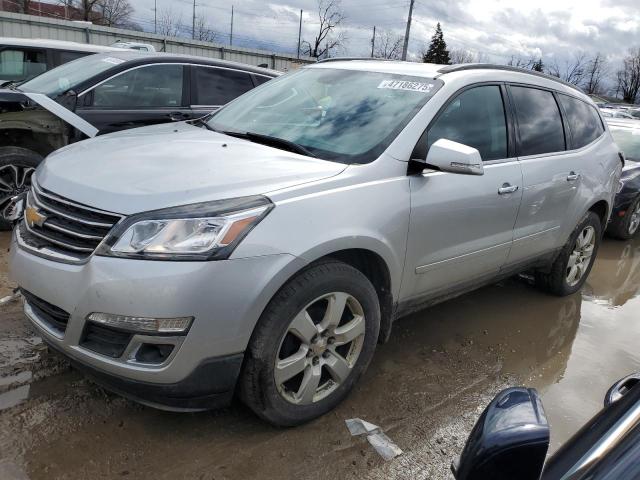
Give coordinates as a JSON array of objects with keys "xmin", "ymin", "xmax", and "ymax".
[
  {"xmin": 208, "ymin": 68, "xmax": 443, "ymax": 163},
  {"xmin": 19, "ymin": 54, "xmax": 127, "ymax": 97},
  {"xmin": 610, "ymin": 124, "xmax": 640, "ymax": 163}
]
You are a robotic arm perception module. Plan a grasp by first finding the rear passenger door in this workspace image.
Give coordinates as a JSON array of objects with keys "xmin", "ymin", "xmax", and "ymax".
[
  {"xmin": 506, "ymin": 85, "xmax": 590, "ymax": 266},
  {"xmin": 76, "ymin": 63, "xmax": 191, "ymax": 134},
  {"xmin": 190, "ymin": 66, "xmax": 256, "ymax": 118}
]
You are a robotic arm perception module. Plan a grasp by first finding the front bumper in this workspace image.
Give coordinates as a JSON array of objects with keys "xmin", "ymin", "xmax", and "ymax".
[{"xmin": 9, "ymin": 232, "xmax": 305, "ymax": 409}]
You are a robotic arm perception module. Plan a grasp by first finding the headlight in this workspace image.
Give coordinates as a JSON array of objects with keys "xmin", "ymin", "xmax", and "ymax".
[{"xmin": 97, "ymin": 196, "xmax": 272, "ymax": 260}]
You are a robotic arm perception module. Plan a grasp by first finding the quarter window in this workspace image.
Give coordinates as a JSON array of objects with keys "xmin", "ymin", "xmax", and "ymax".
[
  {"xmin": 427, "ymin": 85, "xmax": 508, "ymax": 161},
  {"xmin": 510, "ymin": 86, "xmax": 565, "ymax": 156},
  {"xmin": 193, "ymin": 67, "xmax": 254, "ymax": 105},
  {"xmin": 558, "ymin": 94, "xmax": 604, "ymax": 149},
  {"xmin": 92, "ymin": 64, "xmax": 184, "ymax": 108}
]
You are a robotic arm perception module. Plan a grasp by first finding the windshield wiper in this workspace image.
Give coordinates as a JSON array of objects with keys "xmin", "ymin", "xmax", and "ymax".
[{"xmin": 225, "ymin": 131, "xmax": 316, "ymax": 158}]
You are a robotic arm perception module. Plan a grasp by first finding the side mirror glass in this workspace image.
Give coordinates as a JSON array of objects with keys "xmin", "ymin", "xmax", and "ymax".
[
  {"xmin": 452, "ymin": 387, "xmax": 549, "ymax": 480},
  {"xmin": 424, "ymin": 138, "xmax": 484, "ymax": 175}
]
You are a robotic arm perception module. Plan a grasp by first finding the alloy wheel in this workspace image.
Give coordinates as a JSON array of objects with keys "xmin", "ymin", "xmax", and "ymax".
[
  {"xmin": 566, "ymin": 225, "xmax": 596, "ymax": 287},
  {"xmin": 274, "ymin": 292, "xmax": 366, "ymax": 405},
  {"xmin": 0, "ymin": 164, "xmax": 34, "ymax": 221}
]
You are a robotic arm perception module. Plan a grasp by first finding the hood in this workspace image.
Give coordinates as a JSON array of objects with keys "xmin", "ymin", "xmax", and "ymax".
[{"xmin": 36, "ymin": 122, "xmax": 347, "ymax": 214}]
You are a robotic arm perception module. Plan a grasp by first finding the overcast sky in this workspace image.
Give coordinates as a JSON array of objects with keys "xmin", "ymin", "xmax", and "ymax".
[{"xmin": 130, "ymin": 0, "xmax": 639, "ymax": 68}]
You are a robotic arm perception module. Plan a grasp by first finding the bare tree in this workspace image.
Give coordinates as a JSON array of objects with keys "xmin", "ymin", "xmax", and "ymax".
[
  {"xmin": 193, "ymin": 15, "xmax": 217, "ymax": 43},
  {"xmin": 547, "ymin": 52, "xmax": 588, "ymax": 86},
  {"xmin": 157, "ymin": 8, "xmax": 184, "ymax": 37},
  {"xmin": 450, "ymin": 48, "xmax": 476, "ymax": 64},
  {"xmin": 97, "ymin": 0, "xmax": 133, "ymax": 28},
  {"xmin": 301, "ymin": 0, "xmax": 345, "ymax": 59},
  {"xmin": 616, "ymin": 48, "xmax": 640, "ymax": 104},
  {"xmin": 507, "ymin": 55, "xmax": 535, "ymax": 69},
  {"xmin": 581, "ymin": 53, "xmax": 608, "ymax": 95},
  {"xmin": 373, "ymin": 30, "xmax": 403, "ymax": 59}
]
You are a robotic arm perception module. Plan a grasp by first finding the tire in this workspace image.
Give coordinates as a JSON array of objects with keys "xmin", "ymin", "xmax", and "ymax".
[
  {"xmin": 0, "ymin": 147, "xmax": 42, "ymax": 230},
  {"xmin": 608, "ymin": 196, "xmax": 640, "ymax": 241},
  {"xmin": 535, "ymin": 211, "xmax": 602, "ymax": 296},
  {"xmin": 239, "ymin": 260, "xmax": 380, "ymax": 426}
]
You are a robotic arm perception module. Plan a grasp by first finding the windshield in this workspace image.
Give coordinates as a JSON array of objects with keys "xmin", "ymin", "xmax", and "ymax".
[
  {"xmin": 19, "ymin": 54, "xmax": 122, "ymax": 97},
  {"xmin": 208, "ymin": 68, "xmax": 443, "ymax": 163},
  {"xmin": 610, "ymin": 124, "xmax": 640, "ymax": 163}
]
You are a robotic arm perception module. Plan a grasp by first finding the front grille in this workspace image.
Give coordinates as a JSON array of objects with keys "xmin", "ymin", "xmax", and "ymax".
[
  {"xmin": 81, "ymin": 323, "xmax": 133, "ymax": 358},
  {"xmin": 21, "ymin": 289, "xmax": 70, "ymax": 336},
  {"xmin": 20, "ymin": 183, "xmax": 123, "ymax": 261}
]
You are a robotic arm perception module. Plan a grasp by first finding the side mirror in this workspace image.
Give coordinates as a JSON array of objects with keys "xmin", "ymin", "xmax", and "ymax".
[
  {"xmin": 452, "ymin": 388, "xmax": 549, "ymax": 480},
  {"xmin": 605, "ymin": 373, "xmax": 640, "ymax": 406},
  {"xmin": 424, "ymin": 139, "xmax": 484, "ymax": 175}
]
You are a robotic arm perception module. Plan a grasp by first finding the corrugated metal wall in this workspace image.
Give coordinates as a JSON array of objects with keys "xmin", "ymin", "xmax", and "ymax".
[{"xmin": 0, "ymin": 11, "xmax": 314, "ymax": 71}]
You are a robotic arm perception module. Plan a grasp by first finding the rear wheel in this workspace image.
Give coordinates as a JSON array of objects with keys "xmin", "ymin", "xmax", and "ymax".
[
  {"xmin": 609, "ymin": 196, "xmax": 640, "ymax": 241},
  {"xmin": 535, "ymin": 212, "xmax": 601, "ymax": 296},
  {"xmin": 0, "ymin": 147, "xmax": 42, "ymax": 230},
  {"xmin": 239, "ymin": 261, "xmax": 380, "ymax": 426}
]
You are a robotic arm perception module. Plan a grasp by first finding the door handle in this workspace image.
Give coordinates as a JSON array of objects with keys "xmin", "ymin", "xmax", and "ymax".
[
  {"xmin": 498, "ymin": 184, "xmax": 519, "ymax": 195},
  {"xmin": 567, "ymin": 172, "xmax": 580, "ymax": 182}
]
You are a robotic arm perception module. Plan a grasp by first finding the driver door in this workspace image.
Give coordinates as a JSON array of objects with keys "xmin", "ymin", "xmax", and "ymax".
[{"xmin": 401, "ymin": 84, "xmax": 523, "ymax": 301}]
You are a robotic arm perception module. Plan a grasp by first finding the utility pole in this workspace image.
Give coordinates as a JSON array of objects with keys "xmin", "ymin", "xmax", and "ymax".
[
  {"xmin": 371, "ymin": 25, "xmax": 376, "ymax": 57},
  {"xmin": 230, "ymin": 6, "xmax": 234, "ymax": 45},
  {"xmin": 192, "ymin": 0, "xmax": 196, "ymax": 40},
  {"xmin": 154, "ymin": 0, "xmax": 157, "ymax": 34},
  {"xmin": 297, "ymin": 9, "xmax": 303, "ymax": 58},
  {"xmin": 401, "ymin": 0, "xmax": 414, "ymax": 61}
]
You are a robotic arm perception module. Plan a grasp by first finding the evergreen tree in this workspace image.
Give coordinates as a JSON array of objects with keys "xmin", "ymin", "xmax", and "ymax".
[
  {"xmin": 531, "ymin": 59, "xmax": 544, "ymax": 72},
  {"xmin": 423, "ymin": 23, "xmax": 451, "ymax": 65}
]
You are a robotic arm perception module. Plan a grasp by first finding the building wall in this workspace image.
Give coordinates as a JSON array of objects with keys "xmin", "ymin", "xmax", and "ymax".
[{"xmin": 0, "ymin": 10, "xmax": 314, "ymax": 71}]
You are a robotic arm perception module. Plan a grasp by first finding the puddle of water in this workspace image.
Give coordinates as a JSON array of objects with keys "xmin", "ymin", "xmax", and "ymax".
[
  {"xmin": 1, "ymin": 235, "xmax": 640, "ymax": 479},
  {"xmin": 0, "ymin": 385, "xmax": 30, "ymax": 411}
]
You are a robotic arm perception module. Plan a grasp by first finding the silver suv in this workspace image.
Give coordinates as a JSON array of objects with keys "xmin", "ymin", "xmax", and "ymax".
[{"xmin": 9, "ymin": 61, "xmax": 622, "ymax": 425}]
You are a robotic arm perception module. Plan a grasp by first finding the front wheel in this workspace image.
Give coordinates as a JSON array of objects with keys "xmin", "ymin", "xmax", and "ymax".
[
  {"xmin": 0, "ymin": 147, "xmax": 42, "ymax": 230},
  {"xmin": 239, "ymin": 261, "xmax": 380, "ymax": 426},
  {"xmin": 535, "ymin": 211, "xmax": 602, "ymax": 296}
]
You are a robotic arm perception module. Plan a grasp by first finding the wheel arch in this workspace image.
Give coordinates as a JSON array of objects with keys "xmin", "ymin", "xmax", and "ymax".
[
  {"xmin": 588, "ymin": 199, "xmax": 610, "ymax": 230},
  {"xmin": 0, "ymin": 127, "xmax": 62, "ymax": 157}
]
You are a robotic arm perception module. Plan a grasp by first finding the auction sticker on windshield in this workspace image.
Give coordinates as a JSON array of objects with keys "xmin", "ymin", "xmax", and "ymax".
[{"xmin": 377, "ymin": 80, "xmax": 435, "ymax": 93}]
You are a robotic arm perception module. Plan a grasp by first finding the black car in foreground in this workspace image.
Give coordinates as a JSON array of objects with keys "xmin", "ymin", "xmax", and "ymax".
[
  {"xmin": 453, "ymin": 372, "xmax": 640, "ymax": 480},
  {"xmin": 0, "ymin": 51, "xmax": 278, "ymax": 227},
  {"xmin": 606, "ymin": 119, "xmax": 640, "ymax": 240}
]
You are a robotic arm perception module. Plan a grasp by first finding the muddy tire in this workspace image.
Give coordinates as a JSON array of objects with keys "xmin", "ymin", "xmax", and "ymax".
[
  {"xmin": 239, "ymin": 260, "xmax": 380, "ymax": 426},
  {"xmin": 535, "ymin": 211, "xmax": 602, "ymax": 296},
  {"xmin": 0, "ymin": 147, "xmax": 42, "ymax": 230},
  {"xmin": 608, "ymin": 196, "xmax": 640, "ymax": 241}
]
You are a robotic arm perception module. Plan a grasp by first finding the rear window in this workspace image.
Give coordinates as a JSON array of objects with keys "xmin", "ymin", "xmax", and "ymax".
[
  {"xmin": 193, "ymin": 67, "xmax": 254, "ymax": 106},
  {"xmin": 510, "ymin": 86, "xmax": 566, "ymax": 156},
  {"xmin": 0, "ymin": 48, "xmax": 47, "ymax": 81},
  {"xmin": 558, "ymin": 94, "xmax": 604, "ymax": 149}
]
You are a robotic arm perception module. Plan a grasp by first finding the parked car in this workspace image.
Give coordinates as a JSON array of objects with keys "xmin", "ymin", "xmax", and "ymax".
[
  {"xmin": 0, "ymin": 51, "xmax": 278, "ymax": 227},
  {"xmin": 452, "ymin": 372, "xmax": 640, "ymax": 480},
  {"xmin": 0, "ymin": 37, "xmax": 122, "ymax": 85},
  {"xmin": 110, "ymin": 41, "xmax": 156, "ymax": 52},
  {"xmin": 606, "ymin": 118, "xmax": 640, "ymax": 239},
  {"xmin": 600, "ymin": 108, "xmax": 635, "ymax": 119},
  {"xmin": 9, "ymin": 61, "xmax": 622, "ymax": 426}
]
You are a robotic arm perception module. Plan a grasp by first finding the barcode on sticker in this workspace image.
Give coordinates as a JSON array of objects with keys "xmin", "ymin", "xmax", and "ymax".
[{"xmin": 378, "ymin": 80, "xmax": 434, "ymax": 92}]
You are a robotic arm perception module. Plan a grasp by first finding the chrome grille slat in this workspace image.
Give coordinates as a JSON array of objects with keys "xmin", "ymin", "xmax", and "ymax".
[
  {"xmin": 31, "ymin": 192, "xmax": 115, "ymax": 228},
  {"xmin": 19, "ymin": 182, "xmax": 123, "ymax": 262},
  {"xmin": 24, "ymin": 221, "xmax": 95, "ymax": 252}
]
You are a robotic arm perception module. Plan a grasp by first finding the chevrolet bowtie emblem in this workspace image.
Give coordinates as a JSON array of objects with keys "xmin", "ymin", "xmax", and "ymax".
[{"xmin": 25, "ymin": 206, "xmax": 47, "ymax": 228}]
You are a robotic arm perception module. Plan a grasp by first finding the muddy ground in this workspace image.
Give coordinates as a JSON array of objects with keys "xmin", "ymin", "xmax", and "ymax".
[{"xmin": 1, "ymin": 232, "xmax": 640, "ymax": 479}]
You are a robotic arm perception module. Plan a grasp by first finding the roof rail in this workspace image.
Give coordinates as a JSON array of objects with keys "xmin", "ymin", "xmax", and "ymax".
[
  {"xmin": 316, "ymin": 57, "xmax": 396, "ymax": 64},
  {"xmin": 437, "ymin": 63, "xmax": 584, "ymax": 93}
]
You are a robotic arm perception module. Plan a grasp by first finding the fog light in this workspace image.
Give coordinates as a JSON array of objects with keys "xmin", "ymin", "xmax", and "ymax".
[{"xmin": 87, "ymin": 312, "xmax": 193, "ymax": 334}]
